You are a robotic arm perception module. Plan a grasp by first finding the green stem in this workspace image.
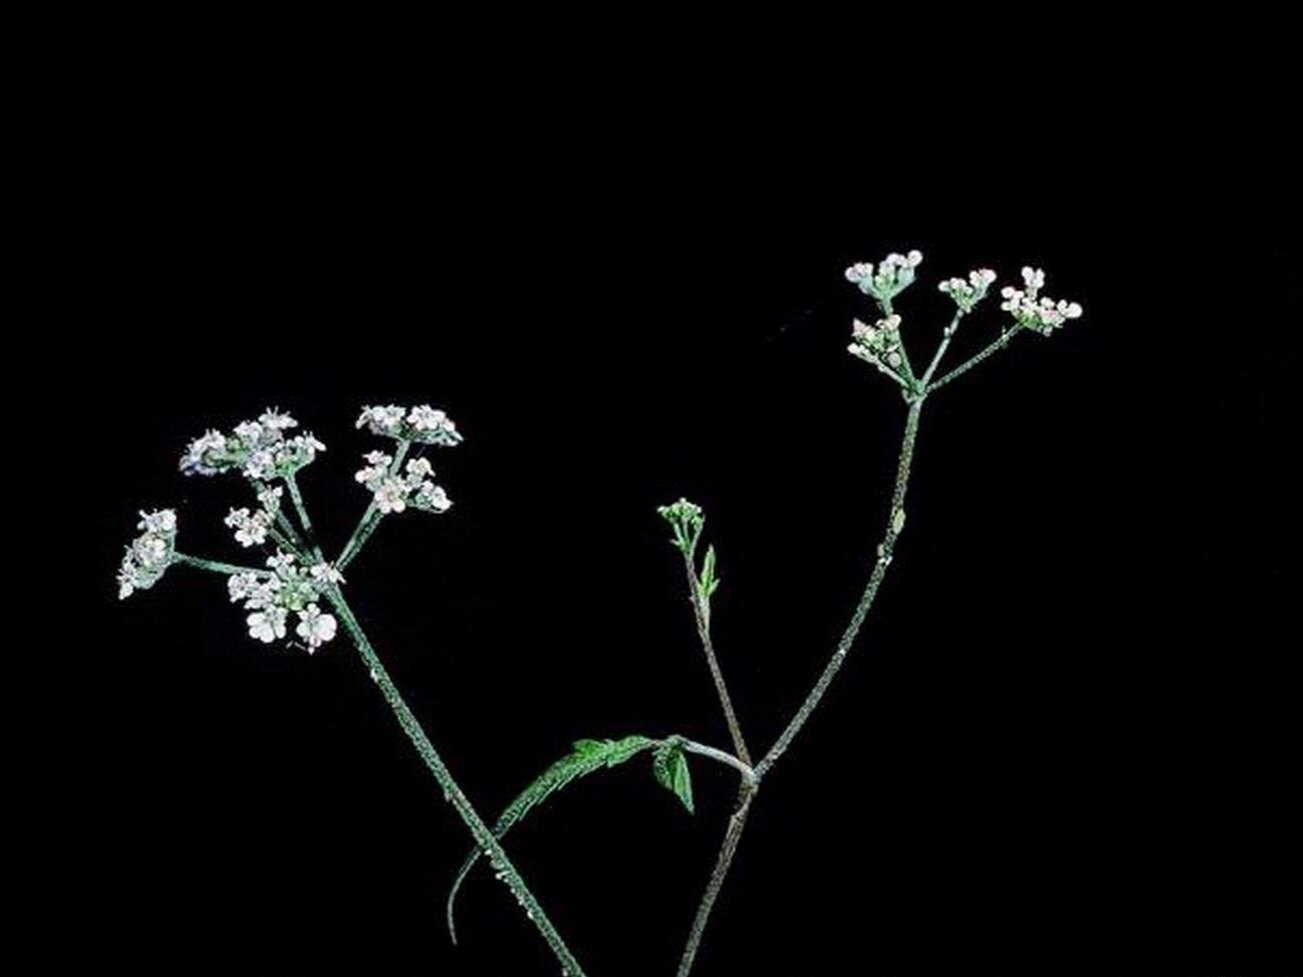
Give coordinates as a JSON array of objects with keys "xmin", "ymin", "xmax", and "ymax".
[
  {"xmin": 919, "ymin": 311, "xmax": 963, "ymax": 389},
  {"xmin": 285, "ymin": 474, "xmax": 323, "ymax": 559},
  {"xmin": 757, "ymin": 397, "xmax": 923, "ymax": 777},
  {"xmin": 928, "ymin": 326, "xmax": 1022, "ymax": 393},
  {"xmin": 172, "ymin": 552, "xmax": 268, "ymax": 577},
  {"xmin": 682, "ymin": 553, "xmax": 752, "ymax": 767},
  {"xmin": 325, "ymin": 587, "xmax": 589, "ymax": 977}
]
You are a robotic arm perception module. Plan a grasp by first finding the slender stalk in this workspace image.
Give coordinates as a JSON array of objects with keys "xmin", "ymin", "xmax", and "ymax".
[
  {"xmin": 675, "ymin": 783, "xmax": 756, "ymax": 977},
  {"xmin": 285, "ymin": 474, "xmax": 323, "ymax": 559},
  {"xmin": 919, "ymin": 311, "xmax": 963, "ymax": 389},
  {"xmin": 928, "ymin": 326, "xmax": 1023, "ymax": 393},
  {"xmin": 173, "ymin": 552, "xmax": 268, "ymax": 577},
  {"xmin": 758, "ymin": 397, "xmax": 923, "ymax": 777},
  {"xmin": 682, "ymin": 555, "xmax": 752, "ymax": 766},
  {"xmin": 337, "ymin": 441, "xmax": 411, "ymax": 570},
  {"xmin": 325, "ymin": 587, "xmax": 589, "ymax": 977},
  {"xmin": 269, "ymin": 523, "xmax": 308, "ymax": 559}
]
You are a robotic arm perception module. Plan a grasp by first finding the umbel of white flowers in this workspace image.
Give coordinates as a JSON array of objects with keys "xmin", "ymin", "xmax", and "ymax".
[
  {"xmin": 999, "ymin": 266, "xmax": 1083, "ymax": 334},
  {"xmin": 116, "ymin": 509, "xmax": 177, "ymax": 599},
  {"xmin": 121, "ymin": 404, "xmax": 462, "ymax": 654},
  {"xmin": 846, "ymin": 253, "xmax": 1084, "ymax": 382}
]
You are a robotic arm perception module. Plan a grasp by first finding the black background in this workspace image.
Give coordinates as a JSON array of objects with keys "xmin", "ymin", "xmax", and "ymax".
[{"xmin": 50, "ymin": 57, "xmax": 1298, "ymax": 977}]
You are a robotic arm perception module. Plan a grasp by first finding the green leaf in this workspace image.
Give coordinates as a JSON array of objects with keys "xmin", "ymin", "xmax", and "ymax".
[
  {"xmin": 699, "ymin": 544, "xmax": 719, "ymax": 598},
  {"xmin": 446, "ymin": 734, "xmax": 655, "ymax": 944},
  {"xmin": 652, "ymin": 738, "xmax": 695, "ymax": 814}
]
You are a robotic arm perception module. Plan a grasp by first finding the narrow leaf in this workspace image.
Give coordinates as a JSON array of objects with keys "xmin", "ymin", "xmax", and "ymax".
[
  {"xmin": 670, "ymin": 750, "xmax": 694, "ymax": 814},
  {"xmin": 699, "ymin": 544, "xmax": 717, "ymax": 597},
  {"xmin": 652, "ymin": 738, "xmax": 695, "ymax": 814},
  {"xmin": 446, "ymin": 734, "xmax": 655, "ymax": 943}
]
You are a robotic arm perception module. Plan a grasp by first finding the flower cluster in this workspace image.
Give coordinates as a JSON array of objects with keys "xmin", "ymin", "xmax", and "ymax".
[
  {"xmin": 658, "ymin": 498, "xmax": 704, "ymax": 554},
  {"xmin": 180, "ymin": 409, "xmax": 325, "ymax": 481},
  {"xmin": 222, "ymin": 484, "xmax": 284, "ymax": 547},
  {"xmin": 227, "ymin": 551, "xmax": 341, "ymax": 650},
  {"xmin": 844, "ymin": 250, "xmax": 923, "ymax": 302},
  {"xmin": 357, "ymin": 404, "xmax": 463, "ymax": 446},
  {"xmin": 848, "ymin": 315, "xmax": 906, "ymax": 376},
  {"xmin": 117, "ymin": 509, "xmax": 178, "ymax": 599},
  {"xmin": 999, "ymin": 267, "xmax": 1083, "ymax": 335},
  {"xmin": 938, "ymin": 269, "xmax": 998, "ymax": 313},
  {"xmin": 355, "ymin": 452, "xmax": 452, "ymax": 515}
]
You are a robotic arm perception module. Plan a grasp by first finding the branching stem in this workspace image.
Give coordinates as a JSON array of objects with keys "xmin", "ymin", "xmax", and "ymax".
[
  {"xmin": 676, "ymin": 395, "xmax": 926, "ymax": 976},
  {"xmin": 928, "ymin": 325, "xmax": 1023, "ymax": 392}
]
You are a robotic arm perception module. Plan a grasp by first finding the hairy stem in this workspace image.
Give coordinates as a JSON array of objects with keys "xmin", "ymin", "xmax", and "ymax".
[
  {"xmin": 928, "ymin": 326, "xmax": 1022, "ymax": 393},
  {"xmin": 758, "ymin": 397, "xmax": 922, "ymax": 776},
  {"xmin": 675, "ymin": 783, "xmax": 756, "ymax": 977},
  {"xmin": 683, "ymin": 555, "xmax": 752, "ymax": 766},
  {"xmin": 172, "ymin": 552, "xmax": 268, "ymax": 576},
  {"xmin": 325, "ymin": 587, "xmax": 589, "ymax": 977},
  {"xmin": 675, "ymin": 399, "xmax": 924, "ymax": 976},
  {"xmin": 285, "ymin": 474, "xmax": 323, "ymax": 559}
]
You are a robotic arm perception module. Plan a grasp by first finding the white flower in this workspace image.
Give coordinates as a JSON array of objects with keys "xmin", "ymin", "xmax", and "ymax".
[
  {"xmin": 295, "ymin": 603, "xmax": 337, "ymax": 652},
  {"xmin": 407, "ymin": 405, "xmax": 446, "ymax": 431},
  {"xmin": 267, "ymin": 550, "xmax": 297, "ymax": 575},
  {"xmin": 247, "ymin": 606, "xmax": 288, "ymax": 643},
  {"xmin": 243, "ymin": 449, "xmax": 275, "ymax": 480},
  {"xmin": 180, "ymin": 430, "xmax": 229, "ymax": 476},
  {"xmin": 257, "ymin": 485, "xmax": 283, "ymax": 512},
  {"xmin": 1021, "ymin": 266, "xmax": 1046, "ymax": 295},
  {"xmin": 375, "ymin": 477, "xmax": 409, "ymax": 514},
  {"xmin": 357, "ymin": 405, "xmax": 407, "ymax": 434},
  {"xmin": 133, "ymin": 534, "xmax": 169, "ymax": 568},
  {"xmin": 225, "ymin": 506, "xmax": 272, "ymax": 547},
  {"xmin": 309, "ymin": 563, "xmax": 345, "ymax": 586},
  {"xmin": 117, "ymin": 509, "xmax": 179, "ymax": 598},
  {"xmin": 405, "ymin": 457, "xmax": 434, "ymax": 486},
  {"xmin": 259, "ymin": 409, "xmax": 298, "ymax": 432},
  {"xmin": 137, "ymin": 509, "xmax": 177, "ymax": 535},
  {"xmin": 117, "ymin": 556, "xmax": 138, "ymax": 600},
  {"xmin": 227, "ymin": 571, "xmax": 263, "ymax": 603},
  {"xmin": 413, "ymin": 481, "xmax": 452, "ymax": 513},
  {"xmin": 355, "ymin": 450, "xmax": 392, "ymax": 488},
  {"xmin": 233, "ymin": 421, "xmax": 263, "ymax": 444}
]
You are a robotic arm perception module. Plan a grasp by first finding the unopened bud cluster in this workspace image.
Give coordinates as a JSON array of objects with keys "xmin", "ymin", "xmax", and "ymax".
[
  {"xmin": 999, "ymin": 267, "xmax": 1083, "ymax": 335},
  {"xmin": 938, "ymin": 269, "xmax": 997, "ymax": 314},
  {"xmin": 843, "ymin": 250, "xmax": 923, "ymax": 302}
]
